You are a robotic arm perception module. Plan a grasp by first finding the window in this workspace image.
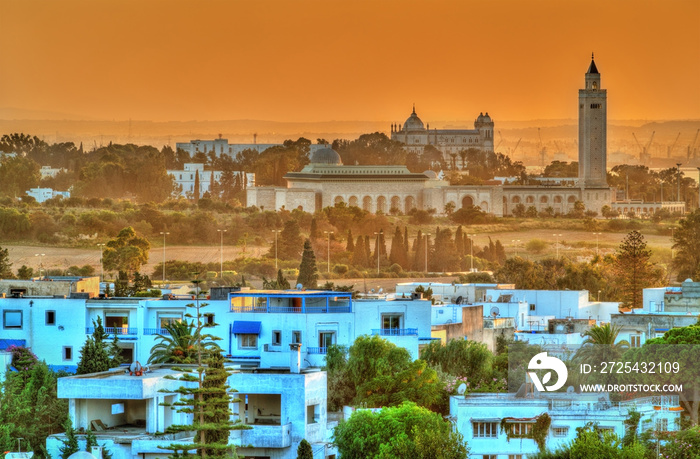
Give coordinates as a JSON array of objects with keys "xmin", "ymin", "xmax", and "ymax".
[
  {"xmin": 483, "ymin": 456, "xmax": 497, "ymax": 459},
  {"xmin": 656, "ymin": 418, "xmax": 668, "ymax": 431},
  {"xmin": 111, "ymin": 403, "xmax": 125, "ymax": 414},
  {"xmin": 3, "ymin": 310, "xmax": 22, "ymax": 329},
  {"xmin": 552, "ymin": 426, "xmax": 569, "ymax": 437},
  {"xmin": 206, "ymin": 313, "xmax": 215, "ymax": 326},
  {"xmin": 292, "ymin": 331, "xmax": 302, "ymax": 344},
  {"xmin": 509, "ymin": 455, "xmax": 523, "ymax": 459},
  {"xmin": 319, "ymin": 332, "xmax": 335, "ymax": 348},
  {"xmin": 472, "ymin": 422, "xmax": 498, "ymax": 438},
  {"xmin": 509, "ymin": 423, "xmax": 533, "ymax": 436},
  {"xmin": 631, "ymin": 335, "xmax": 641, "ymax": 348},
  {"xmin": 46, "ymin": 310, "xmax": 56, "ymax": 326},
  {"xmin": 382, "ymin": 314, "xmax": 402, "ymax": 330},
  {"xmin": 158, "ymin": 313, "xmax": 182, "ymax": 328},
  {"xmin": 63, "ymin": 346, "xmax": 73, "ymax": 360},
  {"xmin": 307, "ymin": 404, "xmax": 320, "ymax": 424},
  {"xmin": 239, "ymin": 334, "xmax": 258, "ymax": 349},
  {"xmin": 530, "ymin": 304, "xmax": 536, "ymax": 311},
  {"xmin": 272, "ymin": 330, "xmax": 281, "ymax": 346}
]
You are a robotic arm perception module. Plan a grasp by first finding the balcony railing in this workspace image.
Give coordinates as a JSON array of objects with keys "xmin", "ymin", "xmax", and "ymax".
[
  {"xmin": 85, "ymin": 326, "xmax": 138, "ymax": 335},
  {"xmin": 239, "ymin": 423, "xmax": 292, "ymax": 448},
  {"xmin": 307, "ymin": 347, "xmax": 328, "ymax": 354},
  {"xmin": 143, "ymin": 328, "xmax": 170, "ymax": 335},
  {"xmin": 372, "ymin": 328, "xmax": 418, "ymax": 336}
]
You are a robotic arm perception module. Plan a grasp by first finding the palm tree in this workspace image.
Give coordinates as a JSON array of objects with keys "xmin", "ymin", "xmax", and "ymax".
[
  {"xmin": 148, "ymin": 320, "xmax": 220, "ymax": 364},
  {"xmin": 458, "ymin": 150, "xmax": 468, "ymax": 170},
  {"xmin": 574, "ymin": 323, "xmax": 629, "ymax": 383}
]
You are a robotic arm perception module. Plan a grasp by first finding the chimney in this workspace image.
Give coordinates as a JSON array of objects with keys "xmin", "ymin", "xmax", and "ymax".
[
  {"xmin": 91, "ymin": 447, "xmax": 103, "ymax": 459},
  {"xmin": 289, "ymin": 343, "xmax": 302, "ymax": 373}
]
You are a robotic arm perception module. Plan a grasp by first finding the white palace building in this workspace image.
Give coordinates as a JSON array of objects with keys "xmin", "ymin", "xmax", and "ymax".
[{"xmin": 247, "ymin": 57, "xmax": 614, "ymax": 217}]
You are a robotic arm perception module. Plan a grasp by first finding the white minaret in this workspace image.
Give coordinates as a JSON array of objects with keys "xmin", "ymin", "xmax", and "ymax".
[{"xmin": 578, "ymin": 53, "xmax": 607, "ymax": 187}]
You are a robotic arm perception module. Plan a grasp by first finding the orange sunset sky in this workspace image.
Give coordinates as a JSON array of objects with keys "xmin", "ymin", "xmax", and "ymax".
[{"xmin": 1, "ymin": 0, "xmax": 699, "ymax": 123}]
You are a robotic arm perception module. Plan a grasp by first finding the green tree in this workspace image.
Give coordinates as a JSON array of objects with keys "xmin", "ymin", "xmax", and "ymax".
[
  {"xmin": 16, "ymin": 264, "xmax": 33, "ymax": 279},
  {"xmin": 193, "ymin": 168, "xmax": 200, "ymax": 202},
  {"xmin": 59, "ymin": 418, "xmax": 80, "ymax": 459},
  {"xmin": 614, "ymin": 230, "xmax": 664, "ymax": 309},
  {"xmin": 0, "ymin": 154, "xmax": 41, "ymax": 197},
  {"xmin": 420, "ymin": 339, "xmax": 494, "ymax": 387},
  {"xmin": 351, "ymin": 235, "xmax": 367, "ymax": 268},
  {"xmin": 345, "ymin": 228, "xmax": 354, "ymax": 252},
  {"xmin": 672, "ymin": 209, "xmax": 700, "ymax": 281},
  {"xmin": 389, "ymin": 226, "xmax": 408, "ymax": 269},
  {"xmin": 309, "ymin": 217, "xmax": 319, "ymax": 239},
  {"xmin": 85, "ymin": 429, "xmax": 113, "ymax": 459},
  {"xmin": 297, "ymin": 239, "xmax": 318, "ymax": 288},
  {"xmin": 296, "ymin": 439, "xmax": 314, "ymax": 459},
  {"xmin": 262, "ymin": 269, "xmax": 291, "ymax": 290},
  {"xmin": 102, "ymin": 226, "xmax": 150, "ymax": 274},
  {"xmin": 0, "ymin": 347, "xmax": 68, "ymax": 456},
  {"xmin": 157, "ymin": 286, "xmax": 247, "ymax": 457},
  {"xmin": 0, "ymin": 246, "xmax": 13, "ymax": 278},
  {"xmin": 270, "ymin": 219, "xmax": 304, "ymax": 260},
  {"xmin": 77, "ymin": 317, "xmax": 123, "ymax": 374},
  {"xmin": 332, "ymin": 402, "xmax": 469, "ymax": 459}
]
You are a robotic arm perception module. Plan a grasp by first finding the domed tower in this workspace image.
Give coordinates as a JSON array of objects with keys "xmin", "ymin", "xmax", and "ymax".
[
  {"xmin": 309, "ymin": 147, "xmax": 343, "ymax": 165},
  {"xmin": 578, "ymin": 53, "xmax": 607, "ymax": 187},
  {"xmin": 403, "ymin": 105, "xmax": 426, "ymax": 132},
  {"xmin": 474, "ymin": 112, "xmax": 495, "ymax": 151}
]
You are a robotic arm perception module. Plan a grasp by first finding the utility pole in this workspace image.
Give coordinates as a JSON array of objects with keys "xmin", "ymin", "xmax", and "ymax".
[
  {"xmin": 553, "ymin": 234, "xmax": 563, "ymax": 259},
  {"xmin": 592, "ymin": 232, "xmax": 602, "ymax": 257}
]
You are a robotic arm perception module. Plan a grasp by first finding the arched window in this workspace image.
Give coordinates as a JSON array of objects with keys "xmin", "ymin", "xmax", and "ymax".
[
  {"xmin": 348, "ymin": 196, "xmax": 358, "ymax": 208},
  {"xmin": 462, "ymin": 196, "xmax": 474, "ymax": 208},
  {"xmin": 362, "ymin": 196, "xmax": 372, "ymax": 212},
  {"xmin": 512, "ymin": 196, "xmax": 521, "ymax": 204},
  {"xmin": 405, "ymin": 196, "xmax": 415, "ymax": 214},
  {"xmin": 554, "ymin": 196, "xmax": 562, "ymax": 204},
  {"xmin": 540, "ymin": 196, "xmax": 549, "ymax": 204},
  {"xmin": 376, "ymin": 196, "xmax": 387, "ymax": 214},
  {"xmin": 526, "ymin": 196, "xmax": 535, "ymax": 204},
  {"xmin": 334, "ymin": 196, "xmax": 345, "ymax": 205}
]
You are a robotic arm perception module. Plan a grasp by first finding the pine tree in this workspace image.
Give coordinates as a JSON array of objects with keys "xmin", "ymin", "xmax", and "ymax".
[
  {"xmin": 59, "ymin": 419, "xmax": 79, "ymax": 459},
  {"xmin": 269, "ymin": 220, "xmax": 304, "ymax": 260},
  {"xmin": 194, "ymin": 169, "xmax": 200, "ymax": 202},
  {"xmin": 346, "ymin": 229, "xmax": 354, "ymax": 252},
  {"xmin": 297, "ymin": 439, "xmax": 314, "ymax": 459},
  {"xmin": 432, "ymin": 228, "xmax": 459, "ymax": 272},
  {"xmin": 209, "ymin": 173, "xmax": 220, "ymax": 200},
  {"xmin": 158, "ymin": 279, "xmax": 248, "ymax": 458},
  {"xmin": 85, "ymin": 429, "xmax": 113, "ymax": 459},
  {"xmin": 297, "ymin": 239, "xmax": 319, "ymax": 288},
  {"xmin": 614, "ymin": 230, "xmax": 663, "ymax": 309},
  {"xmin": 77, "ymin": 317, "xmax": 122, "ymax": 375},
  {"xmin": 310, "ymin": 218, "xmax": 319, "ymax": 240}
]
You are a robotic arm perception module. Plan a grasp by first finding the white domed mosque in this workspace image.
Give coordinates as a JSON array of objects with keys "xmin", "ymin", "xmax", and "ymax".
[
  {"xmin": 247, "ymin": 57, "xmax": 612, "ymax": 217},
  {"xmin": 390, "ymin": 105, "xmax": 495, "ymax": 161}
]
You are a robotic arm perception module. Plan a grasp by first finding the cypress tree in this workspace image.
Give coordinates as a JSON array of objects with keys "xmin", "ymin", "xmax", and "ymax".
[
  {"xmin": 364, "ymin": 235, "xmax": 371, "ymax": 267},
  {"xmin": 297, "ymin": 439, "xmax": 314, "ymax": 459},
  {"xmin": 297, "ymin": 239, "xmax": 319, "ymax": 288},
  {"xmin": 455, "ymin": 225, "xmax": 464, "ymax": 255},
  {"xmin": 414, "ymin": 230, "xmax": 425, "ymax": 271},
  {"xmin": 403, "ymin": 227, "xmax": 409, "ymax": 254},
  {"xmin": 351, "ymin": 236, "xmax": 366, "ymax": 267},
  {"xmin": 59, "ymin": 419, "xmax": 79, "ymax": 459},
  {"xmin": 194, "ymin": 169, "xmax": 200, "ymax": 202},
  {"xmin": 346, "ymin": 229, "xmax": 354, "ymax": 252},
  {"xmin": 389, "ymin": 226, "xmax": 407, "ymax": 269},
  {"xmin": 270, "ymin": 220, "xmax": 304, "ymax": 260},
  {"xmin": 309, "ymin": 218, "xmax": 319, "ymax": 240}
]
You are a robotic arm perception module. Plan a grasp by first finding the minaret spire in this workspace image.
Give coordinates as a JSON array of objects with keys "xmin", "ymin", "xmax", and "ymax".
[{"xmin": 412, "ymin": 103, "xmax": 416, "ymax": 115}]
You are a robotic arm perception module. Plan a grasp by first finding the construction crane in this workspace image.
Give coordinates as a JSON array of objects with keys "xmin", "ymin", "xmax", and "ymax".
[
  {"xmin": 511, "ymin": 138, "xmax": 522, "ymax": 159},
  {"xmin": 632, "ymin": 131, "xmax": 655, "ymax": 165},
  {"xmin": 667, "ymin": 132, "xmax": 681, "ymax": 158},
  {"xmin": 537, "ymin": 127, "xmax": 547, "ymax": 168},
  {"xmin": 495, "ymin": 131, "xmax": 504, "ymax": 151},
  {"xmin": 688, "ymin": 128, "xmax": 700, "ymax": 160}
]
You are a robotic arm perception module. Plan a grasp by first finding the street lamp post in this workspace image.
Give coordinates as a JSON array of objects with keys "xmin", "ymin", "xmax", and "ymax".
[
  {"xmin": 217, "ymin": 229, "xmax": 227, "ymax": 280},
  {"xmin": 374, "ymin": 232, "xmax": 380, "ymax": 275},
  {"xmin": 511, "ymin": 239, "xmax": 520, "ymax": 257},
  {"xmin": 676, "ymin": 163, "xmax": 682, "ymax": 203},
  {"xmin": 272, "ymin": 230, "xmax": 281, "ymax": 272},
  {"xmin": 425, "ymin": 233, "xmax": 431, "ymax": 273},
  {"xmin": 324, "ymin": 231, "xmax": 334, "ymax": 274},
  {"xmin": 467, "ymin": 234, "xmax": 475, "ymax": 272},
  {"xmin": 34, "ymin": 253, "xmax": 45, "ymax": 278},
  {"xmin": 553, "ymin": 234, "xmax": 563, "ymax": 259},
  {"xmin": 159, "ymin": 231, "xmax": 170, "ymax": 284},
  {"xmin": 592, "ymin": 232, "xmax": 602, "ymax": 257},
  {"xmin": 97, "ymin": 243, "xmax": 105, "ymax": 282}
]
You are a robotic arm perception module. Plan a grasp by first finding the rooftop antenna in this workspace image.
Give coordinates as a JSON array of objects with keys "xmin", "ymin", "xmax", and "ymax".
[{"xmin": 254, "ymin": 133, "xmax": 257, "ymax": 145}]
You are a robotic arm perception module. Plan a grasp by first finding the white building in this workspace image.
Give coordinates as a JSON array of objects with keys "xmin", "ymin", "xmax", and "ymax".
[
  {"xmin": 46, "ymin": 364, "xmax": 336, "ymax": 459},
  {"xmin": 26, "ymin": 187, "xmax": 70, "ymax": 203},
  {"xmin": 175, "ymin": 137, "xmax": 328, "ymax": 157},
  {"xmin": 40, "ymin": 165, "xmax": 67, "ymax": 178},
  {"xmin": 450, "ymin": 392, "xmax": 680, "ymax": 457},
  {"xmin": 0, "ymin": 288, "xmax": 432, "ymax": 373},
  {"xmin": 167, "ymin": 163, "xmax": 254, "ymax": 198}
]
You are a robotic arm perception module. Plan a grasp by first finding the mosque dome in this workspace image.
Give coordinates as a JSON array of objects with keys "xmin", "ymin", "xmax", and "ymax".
[
  {"xmin": 423, "ymin": 170, "xmax": 438, "ymax": 179},
  {"xmin": 403, "ymin": 106, "xmax": 425, "ymax": 131},
  {"xmin": 482, "ymin": 112, "xmax": 492, "ymax": 122},
  {"xmin": 310, "ymin": 147, "xmax": 343, "ymax": 165}
]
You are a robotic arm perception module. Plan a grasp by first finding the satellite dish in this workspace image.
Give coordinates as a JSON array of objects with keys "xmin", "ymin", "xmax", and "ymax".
[
  {"xmin": 566, "ymin": 386, "xmax": 575, "ymax": 394},
  {"xmin": 379, "ymin": 288, "xmax": 384, "ymax": 293},
  {"xmin": 486, "ymin": 295, "xmax": 493, "ymax": 302},
  {"xmin": 490, "ymin": 306, "xmax": 500, "ymax": 317},
  {"xmin": 370, "ymin": 288, "xmax": 375, "ymax": 293},
  {"xmin": 455, "ymin": 296, "xmax": 463, "ymax": 305},
  {"xmin": 457, "ymin": 383, "xmax": 467, "ymax": 395},
  {"xmin": 296, "ymin": 283, "xmax": 303, "ymax": 290}
]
